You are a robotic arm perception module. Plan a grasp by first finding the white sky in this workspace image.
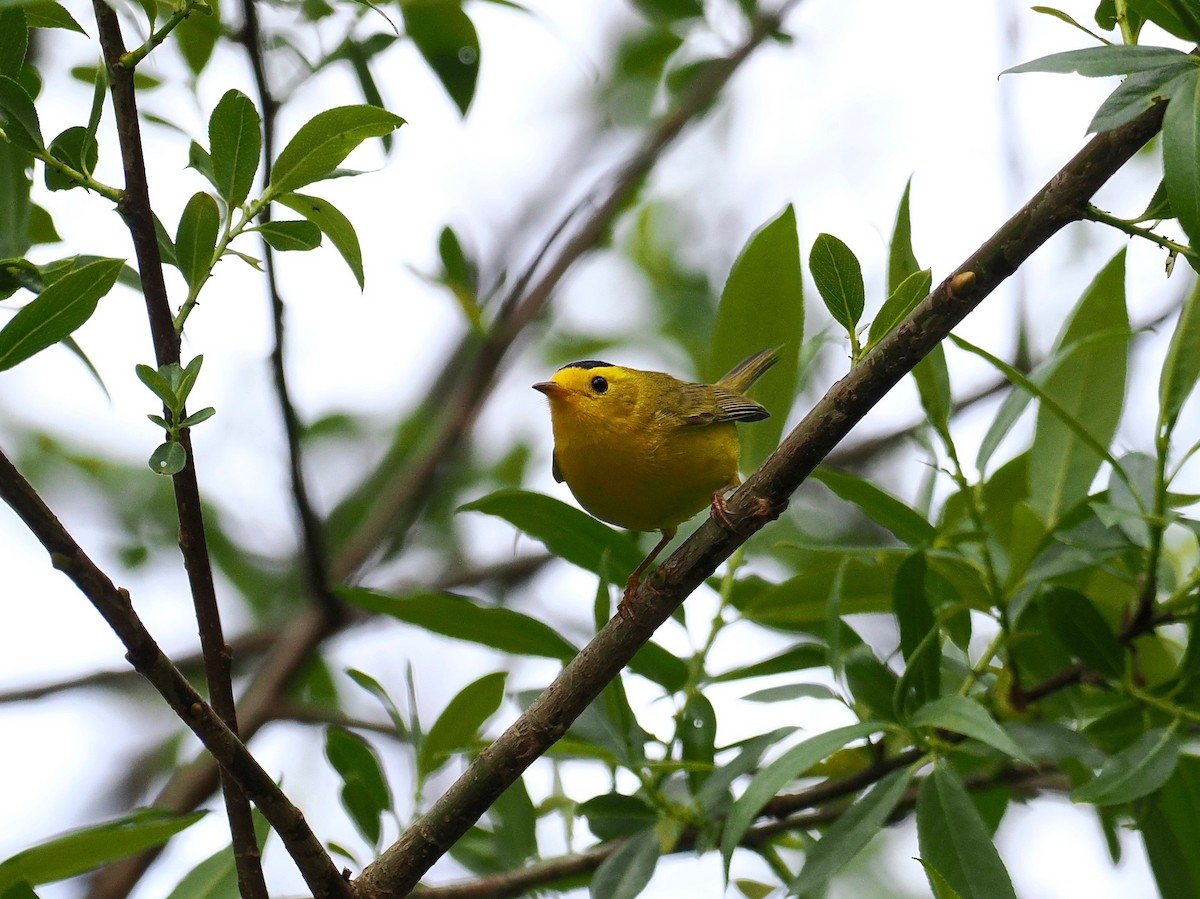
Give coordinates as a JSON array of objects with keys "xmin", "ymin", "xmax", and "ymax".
[{"xmin": 0, "ymin": 0, "xmax": 1189, "ymax": 896}]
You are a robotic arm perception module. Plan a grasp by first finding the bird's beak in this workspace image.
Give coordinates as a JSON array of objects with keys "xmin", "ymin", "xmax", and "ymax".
[{"xmin": 532, "ymin": 381, "xmax": 567, "ymax": 398}]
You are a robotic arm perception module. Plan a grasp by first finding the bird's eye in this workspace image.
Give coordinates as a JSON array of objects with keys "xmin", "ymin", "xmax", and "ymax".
[{"xmin": 591, "ymin": 376, "xmax": 608, "ymax": 394}]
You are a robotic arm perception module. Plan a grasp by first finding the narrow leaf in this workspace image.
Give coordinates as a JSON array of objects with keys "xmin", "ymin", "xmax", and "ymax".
[
  {"xmin": 340, "ymin": 588, "xmax": 578, "ymax": 660},
  {"xmin": 253, "ymin": 220, "xmax": 321, "ymax": 252},
  {"xmin": 710, "ymin": 204, "xmax": 803, "ymax": 469},
  {"xmin": 909, "ymin": 696, "xmax": 1035, "ymax": 765},
  {"xmin": 591, "ymin": 830, "xmax": 660, "ymax": 899},
  {"xmin": 1160, "ymin": 271, "xmax": 1200, "ymax": 430},
  {"xmin": 916, "ymin": 762, "xmax": 1018, "ymax": 899},
  {"xmin": 1039, "ymin": 587, "xmax": 1124, "ymax": 679},
  {"xmin": 419, "ymin": 672, "xmax": 507, "ymax": 777},
  {"xmin": 278, "ymin": 192, "xmax": 364, "ymax": 289},
  {"xmin": 869, "ymin": 267, "xmax": 931, "ymax": 348},
  {"xmin": 1026, "ymin": 251, "xmax": 1129, "ymax": 526},
  {"xmin": 1141, "ymin": 755, "xmax": 1200, "ymax": 899},
  {"xmin": 1003, "ymin": 45, "xmax": 1191, "ymax": 76},
  {"xmin": 1163, "ymin": 70, "xmax": 1200, "ymax": 257},
  {"xmin": 174, "ymin": 192, "xmax": 219, "ymax": 291},
  {"xmin": 459, "ymin": 489, "xmax": 644, "ymax": 577},
  {"xmin": 0, "ymin": 810, "xmax": 205, "ymax": 890},
  {"xmin": 267, "ymin": 105, "xmax": 404, "ymax": 196},
  {"xmin": 789, "ymin": 767, "xmax": 914, "ymax": 895},
  {"xmin": 721, "ymin": 722, "xmax": 883, "ymax": 870},
  {"xmin": 888, "ymin": 177, "xmax": 920, "ymax": 293},
  {"xmin": 0, "ymin": 257, "xmax": 121, "ymax": 371},
  {"xmin": 1072, "ymin": 728, "xmax": 1181, "ymax": 805},
  {"xmin": 811, "ymin": 467, "xmax": 936, "ymax": 545}
]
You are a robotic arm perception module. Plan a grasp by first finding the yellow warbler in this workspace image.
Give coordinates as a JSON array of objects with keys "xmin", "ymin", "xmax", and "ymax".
[{"xmin": 533, "ymin": 348, "xmax": 778, "ymax": 610}]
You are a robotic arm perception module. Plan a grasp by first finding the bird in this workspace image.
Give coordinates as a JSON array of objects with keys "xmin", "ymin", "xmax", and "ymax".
[{"xmin": 533, "ymin": 347, "xmax": 779, "ymax": 614}]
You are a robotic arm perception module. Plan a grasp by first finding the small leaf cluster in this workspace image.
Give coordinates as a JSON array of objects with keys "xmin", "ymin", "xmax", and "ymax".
[
  {"xmin": 1009, "ymin": 2, "xmax": 1200, "ymax": 269},
  {"xmin": 136, "ymin": 356, "xmax": 215, "ymax": 476}
]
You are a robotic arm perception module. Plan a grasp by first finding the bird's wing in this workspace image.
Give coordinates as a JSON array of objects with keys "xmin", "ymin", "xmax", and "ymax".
[{"xmin": 552, "ymin": 449, "xmax": 565, "ymax": 483}]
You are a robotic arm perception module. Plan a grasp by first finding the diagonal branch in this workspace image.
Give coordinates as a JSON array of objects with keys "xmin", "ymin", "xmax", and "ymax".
[
  {"xmin": 0, "ymin": 448, "xmax": 351, "ymax": 898},
  {"xmin": 355, "ymin": 97, "xmax": 1168, "ymax": 897}
]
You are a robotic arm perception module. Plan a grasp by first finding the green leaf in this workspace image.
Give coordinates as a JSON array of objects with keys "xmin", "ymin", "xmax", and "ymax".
[
  {"xmin": 44, "ymin": 125, "xmax": 97, "ymax": 191},
  {"xmin": 679, "ymin": 691, "xmax": 717, "ymax": 792},
  {"xmin": 1003, "ymin": 45, "xmax": 1192, "ymax": 77},
  {"xmin": 164, "ymin": 809, "xmax": 269, "ymax": 899},
  {"xmin": 1072, "ymin": 728, "xmax": 1181, "ymax": 805},
  {"xmin": 709, "ymin": 204, "xmax": 803, "ymax": 470},
  {"xmin": 888, "ymin": 177, "xmax": 920, "ymax": 293},
  {"xmin": 909, "ymin": 696, "xmax": 1035, "ymax": 765},
  {"xmin": 490, "ymin": 777, "xmax": 537, "ymax": 866},
  {"xmin": 974, "ymin": 329, "xmax": 1132, "ymax": 474},
  {"xmin": 893, "ymin": 552, "xmax": 939, "ymax": 710},
  {"xmin": 278, "ymin": 192, "xmax": 364, "ymax": 289},
  {"xmin": 711, "ymin": 643, "xmax": 825, "ymax": 682},
  {"xmin": 1163, "ymin": 70, "xmax": 1200, "ymax": 258},
  {"xmin": 135, "ymin": 362, "xmax": 177, "ymax": 407},
  {"xmin": 789, "ymin": 767, "xmax": 914, "ymax": 896},
  {"xmin": 1160, "ymin": 277, "xmax": 1200, "ymax": 431},
  {"xmin": 1088, "ymin": 63, "xmax": 1193, "ymax": 133},
  {"xmin": 0, "ymin": 74, "xmax": 43, "ymax": 152},
  {"xmin": 148, "ymin": 441, "xmax": 186, "ymax": 476},
  {"xmin": 175, "ymin": 0, "xmax": 220, "ymax": 77},
  {"xmin": 459, "ymin": 489, "xmax": 644, "ymax": 577},
  {"xmin": 868, "ymin": 267, "xmax": 931, "ymax": 348},
  {"xmin": 811, "ymin": 468, "xmax": 936, "ymax": 545},
  {"xmin": 1129, "ymin": 0, "xmax": 1200, "ymax": 41},
  {"xmin": 917, "ymin": 858, "xmax": 967, "ymax": 899},
  {"xmin": 208, "ymin": 89, "xmax": 261, "ymax": 208},
  {"xmin": 253, "ymin": 220, "xmax": 321, "ymax": 252},
  {"xmin": 590, "ymin": 830, "xmax": 660, "ymax": 899},
  {"xmin": 629, "ymin": 640, "xmax": 688, "ymax": 692},
  {"xmin": 345, "ymin": 668, "xmax": 409, "ymax": 738},
  {"xmin": 0, "ymin": 257, "xmax": 121, "ymax": 371},
  {"xmin": 268, "ymin": 105, "xmax": 404, "ymax": 197},
  {"xmin": 174, "ymin": 192, "xmax": 219, "ymax": 292},
  {"xmin": 402, "ymin": 3, "xmax": 479, "ymax": 116},
  {"xmin": 632, "ymin": 0, "xmax": 704, "ymax": 19},
  {"xmin": 579, "ymin": 793, "xmax": 658, "ymax": 842},
  {"xmin": 916, "ymin": 762, "xmax": 1018, "ymax": 899},
  {"xmin": 0, "ymin": 257, "xmax": 40, "ymax": 298},
  {"xmin": 720, "ymin": 722, "xmax": 883, "ymax": 871},
  {"xmin": 178, "ymin": 407, "xmax": 216, "ymax": 429},
  {"xmin": 0, "ymin": 9, "xmax": 27, "ymax": 77},
  {"xmin": 1038, "ymin": 587, "xmax": 1124, "ymax": 679},
  {"xmin": 1026, "ymin": 250, "xmax": 1129, "ymax": 527},
  {"xmin": 419, "ymin": 672, "xmax": 507, "ymax": 777},
  {"xmin": 1141, "ymin": 755, "xmax": 1200, "ymax": 899},
  {"xmin": 0, "ymin": 810, "xmax": 205, "ymax": 890},
  {"xmin": 809, "ymin": 232, "xmax": 864, "ymax": 331},
  {"xmin": 0, "ymin": 139, "xmax": 32, "ymax": 259},
  {"xmin": 340, "ymin": 587, "xmax": 578, "ymax": 660},
  {"xmin": 741, "ymin": 683, "xmax": 838, "ymax": 702},
  {"xmin": 913, "ymin": 343, "xmax": 952, "ymax": 441},
  {"xmin": 22, "ymin": 1, "xmax": 84, "ymax": 33},
  {"xmin": 0, "ymin": 881, "xmax": 40, "ymax": 899},
  {"xmin": 325, "ymin": 727, "xmax": 391, "ymax": 846}
]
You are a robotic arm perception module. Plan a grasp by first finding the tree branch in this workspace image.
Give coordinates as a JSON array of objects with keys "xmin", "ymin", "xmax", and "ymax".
[
  {"xmin": 356, "ymin": 96, "xmax": 1168, "ymax": 897},
  {"xmin": 0, "ymin": 448, "xmax": 350, "ymax": 898},
  {"xmin": 91, "ymin": 2, "xmax": 265, "ymax": 892}
]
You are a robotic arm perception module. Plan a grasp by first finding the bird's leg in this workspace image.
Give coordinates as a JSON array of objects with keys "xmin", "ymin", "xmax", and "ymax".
[
  {"xmin": 710, "ymin": 484, "xmax": 737, "ymax": 530},
  {"xmin": 619, "ymin": 528, "xmax": 676, "ymax": 620}
]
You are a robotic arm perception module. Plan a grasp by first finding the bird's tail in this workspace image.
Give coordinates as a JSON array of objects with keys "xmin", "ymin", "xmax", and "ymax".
[{"xmin": 717, "ymin": 347, "xmax": 781, "ymax": 394}]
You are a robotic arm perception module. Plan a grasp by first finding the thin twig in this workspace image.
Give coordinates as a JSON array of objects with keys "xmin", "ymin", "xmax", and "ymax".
[
  {"xmin": 91, "ymin": 2, "xmax": 267, "ymax": 893},
  {"xmin": 0, "ymin": 448, "xmax": 351, "ymax": 898},
  {"xmin": 356, "ymin": 90, "xmax": 1169, "ymax": 897}
]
